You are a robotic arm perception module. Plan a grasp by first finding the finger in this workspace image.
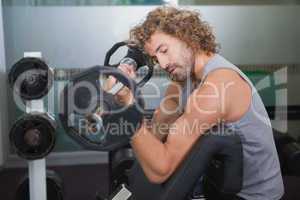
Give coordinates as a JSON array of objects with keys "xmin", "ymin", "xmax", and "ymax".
[
  {"xmin": 119, "ymin": 64, "xmax": 136, "ymax": 78},
  {"xmin": 119, "ymin": 64, "xmax": 132, "ymax": 74},
  {"xmin": 120, "ymin": 64, "xmax": 135, "ymax": 73},
  {"xmin": 118, "ymin": 65, "xmax": 129, "ymax": 76},
  {"xmin": 108, "ymin": 75, "xmax": 117, "ymax": 83},
  {"xmin": 119, "ymin": 63, "xmax": 135, "ymax": 71},
  {"xmin": 124, "ymin": 65, "xmax": 136, "ymax": 77},
  {"xmin": 103, "ymin": 75, "xmax": 117, "ymax": 91}
]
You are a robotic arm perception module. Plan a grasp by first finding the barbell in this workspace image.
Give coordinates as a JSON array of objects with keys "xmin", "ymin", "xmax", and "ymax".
[{"xmin": 59, "ymin": 41, "xmax": 153, "ymax": 151}]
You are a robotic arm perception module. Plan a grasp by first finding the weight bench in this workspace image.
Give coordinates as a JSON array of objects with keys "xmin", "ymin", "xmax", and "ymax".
[{"xmin": 105, "ymin": 134, "xmax": 244, "ymax": 200}]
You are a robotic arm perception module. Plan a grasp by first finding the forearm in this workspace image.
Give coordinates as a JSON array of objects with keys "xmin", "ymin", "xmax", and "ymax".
[{"xmin": 131, "ymin": 124, "xmax": 172, "ymax": 183}]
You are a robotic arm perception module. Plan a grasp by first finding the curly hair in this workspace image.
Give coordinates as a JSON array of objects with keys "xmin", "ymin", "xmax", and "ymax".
[{"xmin": 130, "ymin": 6, "xmax": 219, "ymax": 55}]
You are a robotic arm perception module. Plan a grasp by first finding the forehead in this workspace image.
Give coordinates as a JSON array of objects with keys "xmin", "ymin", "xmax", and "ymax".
[{"xmin": 144, "ymin": 31, "xmax": 177, "ymax": 56}]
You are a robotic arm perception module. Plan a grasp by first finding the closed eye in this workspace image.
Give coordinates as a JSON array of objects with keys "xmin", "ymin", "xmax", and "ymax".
[{"xmin": 160, "ymin": 48, "xmax": 168, "ymax": 54}]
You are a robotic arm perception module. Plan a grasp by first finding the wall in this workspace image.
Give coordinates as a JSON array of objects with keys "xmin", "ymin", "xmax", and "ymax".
[{"xmin": 2, "ymin": 5, "xmax": 300, "ymax": 69}]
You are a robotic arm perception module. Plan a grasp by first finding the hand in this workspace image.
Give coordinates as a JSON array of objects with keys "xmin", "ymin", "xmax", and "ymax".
[{"xmin": 104, "ymin": 64, "xmax": 137, "ymax": 106}]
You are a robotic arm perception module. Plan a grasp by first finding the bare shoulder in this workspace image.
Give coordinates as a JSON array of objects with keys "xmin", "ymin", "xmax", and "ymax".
[
  {"xmin": 205, "ymin": 68, "xmax": 244, "ymax": 82},
  {"xmin": 201, "ymin": 68, "xmax": 252, "ymax": 122}
]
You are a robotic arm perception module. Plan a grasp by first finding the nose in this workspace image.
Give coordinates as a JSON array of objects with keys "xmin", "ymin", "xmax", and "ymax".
[{"xmin": 157, "ymin": 55, "xmax": 169, "ymax": 70}]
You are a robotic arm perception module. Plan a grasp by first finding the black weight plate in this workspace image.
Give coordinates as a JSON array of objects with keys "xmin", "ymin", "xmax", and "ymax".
[
  {"xmin": 59, "ymin": 66, "xmax": 144, "ymax": 151},
  {"xmin": 10, "ymin": 113, "xmax": 56, "ymax": 160},
  {"xmin": 8, "ymin": 57, "xmax": 54, "ymax": 100}
]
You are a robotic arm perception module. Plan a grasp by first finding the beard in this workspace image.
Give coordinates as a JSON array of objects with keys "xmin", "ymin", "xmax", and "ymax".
[
  {"xmin": 169, "ymin": 65, "xmax": 190, "ymax": 82},
  {"xmin": 168, "ymin": 60, "xmax": 194, "ymax": 82},
  {"xmin": 170, "ymin": 48, "xmax": 195, "ymax": 82}
]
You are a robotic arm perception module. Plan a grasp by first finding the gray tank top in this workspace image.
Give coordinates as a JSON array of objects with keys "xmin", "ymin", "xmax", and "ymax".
[{"xmin": 180, "ymin": 54, "xmax": 284, "ymax": 200}]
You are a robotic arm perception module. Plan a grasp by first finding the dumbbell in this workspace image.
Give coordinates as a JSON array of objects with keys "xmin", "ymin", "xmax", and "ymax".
[
  {"xmin": 9, "ymin": 113, "xmax": 57, "ymax": 160},
  {"xmin": 8, "ymin": 57, "xmax": 54, "ymax": 100},
  {"xmin": 15, "ymin": 170, "xmax": 64, "ymax": 200}
]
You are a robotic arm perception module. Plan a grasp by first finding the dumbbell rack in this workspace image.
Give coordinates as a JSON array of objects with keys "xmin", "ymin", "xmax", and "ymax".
[
  {"xmin": 26, "ymin": 100, "xmax": 47, "ymax": 200},
  {"xmin": 24, "ymin": 52, "xmax": 47, "ymax": 200}
]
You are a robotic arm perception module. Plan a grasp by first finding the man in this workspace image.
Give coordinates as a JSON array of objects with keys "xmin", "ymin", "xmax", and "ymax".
[{"xmin": 107, "ymin": 6, "xmax": 284, "ymax": 200}]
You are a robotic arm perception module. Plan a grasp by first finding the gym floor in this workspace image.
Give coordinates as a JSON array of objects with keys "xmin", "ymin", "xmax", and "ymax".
[
  {"xmin": 0, "ymin": 164, "xmax": 109, "ymax": 200},
  {"xmin": 0, "ymin": 164, "xmax": 300, "ymax": 200}
]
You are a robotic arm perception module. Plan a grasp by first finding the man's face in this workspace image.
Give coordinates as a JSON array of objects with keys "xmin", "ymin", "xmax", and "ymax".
[{"xmin": 145, "ymin": 31, "xmax": 195, "ymax": 82}]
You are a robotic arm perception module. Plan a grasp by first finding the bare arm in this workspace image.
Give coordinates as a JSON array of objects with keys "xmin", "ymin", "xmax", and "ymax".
[{"xmin": 131, "ymin": 69, "xmax": 252, "ymax": 183}]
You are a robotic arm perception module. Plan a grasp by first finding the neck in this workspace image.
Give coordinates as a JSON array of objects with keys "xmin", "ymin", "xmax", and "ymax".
[{"xmin": 193, "ymin": 52, "xmax": 215, "ymax": 80}]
